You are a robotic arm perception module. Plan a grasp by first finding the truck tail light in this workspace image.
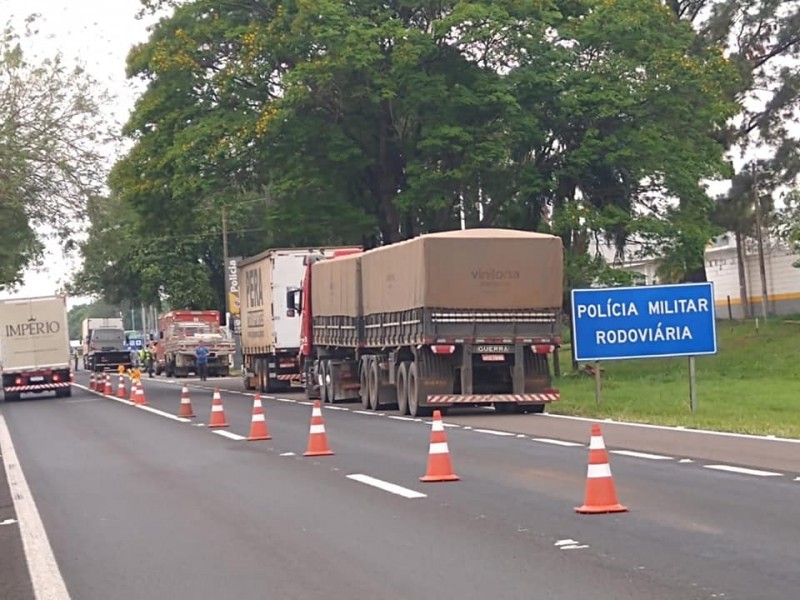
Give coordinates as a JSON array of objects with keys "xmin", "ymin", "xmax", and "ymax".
[
  {"xmin": 15, "ymin": 377, "xmax": 22, "ymax": 385},
  {"xmin": 430, "ymin": 345, "xmax": 456, "ymax": 355},
  {"xmin": 532, "ymin": 344, "xmax": 555, "ymax": 354},
  {"xmin": 53, "ymin": 374, "xmax": 60, "ymax": 382}
]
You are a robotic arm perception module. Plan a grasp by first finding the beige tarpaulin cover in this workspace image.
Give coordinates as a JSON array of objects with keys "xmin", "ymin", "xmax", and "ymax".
[
  {"xmin": 360, "ymin": 229, "xmax": 563, "ymax": 314},
  {"xmin": 311, "ymin": 253, "xmax": 361, "ymax": 317}
]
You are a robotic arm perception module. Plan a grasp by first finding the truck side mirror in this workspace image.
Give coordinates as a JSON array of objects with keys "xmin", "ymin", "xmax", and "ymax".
[{"xmin": 286, "ymin": 287, "xmax": 301, "ymax": 317}]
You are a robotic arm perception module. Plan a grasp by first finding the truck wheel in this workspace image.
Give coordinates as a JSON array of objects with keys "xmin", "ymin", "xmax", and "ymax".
[
  {"xmin": 368, "ymin": 360, "xmax": 380, "ymax": 410},
  {"xmin": 396, "ymin": 362, "xmax": 409, "ymax": 415},
  {"xmin": 324, "ymin": 361, "xmax": 337, "ymax": 404},
  {"xmin": 319, "ymin": 361, "xmax": 329, "ymax": 403},
  {"xmin": 359, "ymin": 364, "xmax": 370, "ymax": 409},
  {"xmin": 3, "ymin": 392, "xmax": 21, "ymax": 402}
]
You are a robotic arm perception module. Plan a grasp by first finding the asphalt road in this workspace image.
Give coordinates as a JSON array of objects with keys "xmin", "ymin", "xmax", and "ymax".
[
  {"xmin": 206, "ymin": 376, "xmax": 800, "ymax": 474},
  {"xmin": 1, "ymin": 372, "xmax": 799, "ymax": 599}
]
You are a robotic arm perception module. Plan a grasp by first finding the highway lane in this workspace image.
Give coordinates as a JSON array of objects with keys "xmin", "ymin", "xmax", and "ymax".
[
  {"xmin": 74, "ymin": 372, "xmax": 800, "ymax": 598},
  {"xmin": 2, "ymin": 381, "xmax": 688, "ymax": 600},
  {"xmin": 184, "ymin": 375, "xmax": 800, "ymax": 474},
  {"xmin": 0, "ymin": 427, "xmax": 35, "ymax": 600}
]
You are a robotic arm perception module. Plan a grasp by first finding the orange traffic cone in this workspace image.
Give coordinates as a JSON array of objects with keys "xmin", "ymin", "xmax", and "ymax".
[
  {"xmin": 207, "ymin": 389, "xmax": 229, "ymax": 428},
  {"xmin": 303, "ymin": 400, "xmax": 333, "ymax": 456},
  {"xmin": 575, "ymin": 424, "xmax": 628, "ymax": 514},
  {"xmin": 420, "ymin": 410, "xmax": 459, "ymax": 482},
  {"xmin": 129, "ymin": 378, "xmax": 137, "ymax": 403},
  {"xmin": 134, "ymin": 381, "xmax": 148, "ymax": 406},
  {"xmin": 247, "ymin": 393, "xmax": 271, "ymax": 441},
  {"xmin": 103, "ymin": 373, "xmax": 112, "ymax": 395},
  {"xmin": 117, "ymin": 376, "xmax": 126, "ymax": 399},
  {"xmin": 177, "ymin": 385, "xmax": 195, "ymax": 418},
  {"xmin": 89, "ymin": 372, "xmax": 95, "ymax": 391}
]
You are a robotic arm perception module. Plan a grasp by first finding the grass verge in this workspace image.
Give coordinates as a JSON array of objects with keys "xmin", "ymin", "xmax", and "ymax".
[{"xmin": 550, "ymin": 318, "xmax": 800, "ymax": 438}]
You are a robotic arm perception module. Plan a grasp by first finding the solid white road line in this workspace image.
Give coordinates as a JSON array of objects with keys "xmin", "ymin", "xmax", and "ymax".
[
  {"xmin": 324, "ymin": 406, "xmax": 349, "ymax": 411},
  {"xmin": 346, "ymin": 474, "xmax": 427, "ymax": 499},
  {"xmin": 211, "ymin": 430, "xmax": 246, "ymax": 441},
  {"xmin": 541, "ymin": 413, "xmax": 800, "ymax": 443},
  {"xmin": 0, "ymin": 414, "xmax": 72, "ymax": 600},
  {"xmin": 610, "ymin": 450, "xmax": 674, "ymax": 461},
  {"xmin": 279, "ymin": 452, "xmax": 296, "ymax": 457},
  {"xmin": 531, "ymin": 438, "xmax": 585, "ymax": 447},
  {"xmin": 704, "ymin": 464, "xmax": 783, "ymax": 477},
  {"xmin": 388, "ymin": 416, "xmax": 416, "ymax": 421},
  {"xmin": 353, "ymin": 410, "xmax": 380, "ymax": 416},
  {"xmin": 473, "ymin": 428, "xmax": 515, "ymax": 437},
  {"xmin": 274, "ymin": 397, "xmax": 295, "ymax": 403}
]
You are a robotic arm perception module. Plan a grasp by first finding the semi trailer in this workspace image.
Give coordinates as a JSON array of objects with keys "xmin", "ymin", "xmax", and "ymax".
[{"xmin": 287, "ymin": 228, "xmax": 563, "ymax": 416}]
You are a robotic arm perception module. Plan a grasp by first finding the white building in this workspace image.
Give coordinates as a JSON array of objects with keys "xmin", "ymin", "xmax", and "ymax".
[{"xmin": 599, "ymin": 235, "xmax": 800, "ymax": 319}]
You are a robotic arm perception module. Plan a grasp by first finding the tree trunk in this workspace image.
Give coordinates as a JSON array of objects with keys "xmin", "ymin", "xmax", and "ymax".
[
  {"xmin": 372, "ymin": 100, "xmax": 405, "ymax": 244},
  {"xmin": 734, "ymin": 230, "xmax": 750, "ymax": 318}
]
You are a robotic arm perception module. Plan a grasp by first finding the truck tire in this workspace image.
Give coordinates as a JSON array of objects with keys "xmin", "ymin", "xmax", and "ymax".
[
  {"xmin": 3, "ymin": 392, "xmax": 20, "ymax": 402},
  {"xmin": 320, "ymin": 361, "xmax": 330, "ymax": 404},
  {"xmin": 367, "ymin": 360, "xmax": 380, "ymax": 410},
  {"xmin": 324, "ymin": 361, "xmax": 337, "ymax": 404},
  {"xmin": 359, "ymin": 364, "xmax": 370, "ymax": 409},
  {"xmin": 57, "ymin": 388, "xmax": 72, "ymax": 399},
  {"xmin": 396, "ymin": 362, "xmax": 409, "ymax": 415}
]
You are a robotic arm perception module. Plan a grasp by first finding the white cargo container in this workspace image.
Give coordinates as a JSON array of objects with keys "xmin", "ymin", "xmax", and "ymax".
[
  {"xmin": 238, "ymin": 247, "xmax": 358, "ymax": 392},
  {"xmin": 0, "ymin": 295, "xmax": 72, "ymax": 400}
]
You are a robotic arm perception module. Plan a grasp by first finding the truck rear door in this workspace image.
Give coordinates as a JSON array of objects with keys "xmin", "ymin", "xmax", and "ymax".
[{"xmin": 271, "ymin": 252, "xmax": 307, "ymax": 349}]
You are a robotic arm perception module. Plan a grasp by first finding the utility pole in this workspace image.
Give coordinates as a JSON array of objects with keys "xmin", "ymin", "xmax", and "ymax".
[
  {"xmin": 752, "ymin": 164, "xmax": 769, "ymax": 320},
  {"xmin": 222, "ymin": 204, "xmax": 230, "ymax": 331}
]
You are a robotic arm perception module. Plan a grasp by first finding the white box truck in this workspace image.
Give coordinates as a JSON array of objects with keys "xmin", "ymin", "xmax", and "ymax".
[
  {"xmin": 238, "ymin": 247, "xmax": 359, "ymax": 392},
  {"xmin": 0, "ymin": 295, "xmax": 72, "ymax": 401}
]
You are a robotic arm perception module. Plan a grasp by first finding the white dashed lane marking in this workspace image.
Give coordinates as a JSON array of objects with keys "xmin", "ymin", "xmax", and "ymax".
[
  {"xmin": 703, "ymin": 465, "xmax": 782, "ymax": 477},
  {"xmin": 346, "ymin": 474, "xmax": 427, "ymax": 499}
]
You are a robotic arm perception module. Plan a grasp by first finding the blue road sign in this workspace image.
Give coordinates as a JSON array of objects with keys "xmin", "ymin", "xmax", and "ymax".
[{"xmin": 571, "ymin": 283, "xmax": 717, "ymax": 361}]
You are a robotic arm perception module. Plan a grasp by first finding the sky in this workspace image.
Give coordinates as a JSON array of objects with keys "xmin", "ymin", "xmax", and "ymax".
[{"xmin": 0, "ymin": 0, "xmax": 155, "ymax": 307}]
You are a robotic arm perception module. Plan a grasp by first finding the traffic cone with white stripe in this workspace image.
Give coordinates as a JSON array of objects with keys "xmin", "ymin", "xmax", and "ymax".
[
  {"xmin": 134, "ymin": 381, "xmax": 148, "ymax": 406},
  {"xmin": 247, "ymin": 393, "xmax": 271, "ymax": 441},
  {"xmin": 420, "ymin": 410, "xmax": 459, "ymax": 482},
  {"xmin": 177, "ymin": 385, "xmax": 195, "ymax": 418},
  {"xmin": 89, "ymin": 372, "xmax": 95, "ymax": 391},
  {"xmin": 303, "ymin": 400, "xmax": 333, "ymax": 456},
  {"xmin": 207, "ymin": 389, "xmax": 229, "ymax": 428},
  {"xmin": 117, "ymin": 375, "xmax": 126, "ymax": 399},
  {"xmin": 129, "ymin": 378, "xmax": 137, "ymax": 403},
  {"xmin": 575, "ymin": 424, "xmax": 628, "ymax": 514},
  {"xmin": 103, "ymin": 373, "xmax": 112, "ymax": 395}
]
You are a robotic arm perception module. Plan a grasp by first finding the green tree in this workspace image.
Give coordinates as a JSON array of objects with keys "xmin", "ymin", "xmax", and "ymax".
[
  {"xmin": 666, "ymin": 0, "xmax": 800, "ymax": 281},
  {"xmin": 0, "ymin": 17, "xmax": 114, "ymax": 289},
  {"xmin": 77, "ymin": 0, "xmax": 739, "ymax": 306}
]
